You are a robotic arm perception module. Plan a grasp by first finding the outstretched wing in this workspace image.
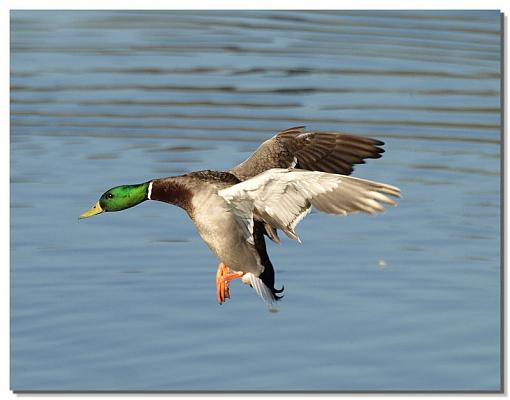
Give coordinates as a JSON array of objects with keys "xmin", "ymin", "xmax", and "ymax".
[
  {"xmin": 229, "ymin": 126, "xmax": 385, "ymax": 180},
  {"xmin": 218, "ymin": 168, "xmax": 401, "ymax": 244}
]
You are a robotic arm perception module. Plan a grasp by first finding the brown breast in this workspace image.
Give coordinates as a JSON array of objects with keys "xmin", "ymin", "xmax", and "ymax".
[{"xmin": 150, "ymin": 178, "xmax": 194, "ymax": 215}]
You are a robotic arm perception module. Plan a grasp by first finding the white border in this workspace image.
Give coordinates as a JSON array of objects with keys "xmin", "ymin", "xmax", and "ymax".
[
  {"xmin": 4, "ymin": 0, "xmax": 510, "ymax": 9},
  {"xmin": 3, "ymin": 2, "xmax": 508, "ymax": 400}
]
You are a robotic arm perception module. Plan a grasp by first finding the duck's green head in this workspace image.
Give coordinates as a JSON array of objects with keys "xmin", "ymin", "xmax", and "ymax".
[{"xmin": 79, "ymin": 182, "xmax": 150, "ymax": 219}]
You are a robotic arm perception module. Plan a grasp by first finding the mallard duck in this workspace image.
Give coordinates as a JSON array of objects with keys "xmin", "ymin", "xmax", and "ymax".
[{"xmin": 80, "ymin": 126, "xmax": 400, "ymax": 309}]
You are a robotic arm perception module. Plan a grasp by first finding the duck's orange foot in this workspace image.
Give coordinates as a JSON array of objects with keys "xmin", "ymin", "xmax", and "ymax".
[{"xmin": 216, "ymin": 262, "xmax": 244, "ymax": 305}]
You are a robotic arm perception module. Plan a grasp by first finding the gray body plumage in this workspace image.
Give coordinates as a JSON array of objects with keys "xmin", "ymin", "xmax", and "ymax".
[
  {"xmin": 150, "ymin": 171, "xmax": 265, "ymax": 277},
  {"xmin": 189, "ymin": 181, "xmax": 264, "ymax": 276}
]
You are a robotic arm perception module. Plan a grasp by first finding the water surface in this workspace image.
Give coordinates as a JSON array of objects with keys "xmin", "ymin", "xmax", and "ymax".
[{"xmin": 10, "ymin": 10, "xmax": 501, "ymax": 391}]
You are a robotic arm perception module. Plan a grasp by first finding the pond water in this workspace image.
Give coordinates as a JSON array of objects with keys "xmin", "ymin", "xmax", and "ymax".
[{"xmin": 10, "ymin": 10, "xmax": 502, "ymax": 391}]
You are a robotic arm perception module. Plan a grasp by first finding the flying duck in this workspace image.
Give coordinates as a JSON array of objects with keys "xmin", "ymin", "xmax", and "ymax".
[{"xmin": 79, "ymin": 126, "xmax": 401, "ymax": 309}]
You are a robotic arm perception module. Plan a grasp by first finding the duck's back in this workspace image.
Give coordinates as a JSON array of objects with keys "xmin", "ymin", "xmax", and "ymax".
[{"xmin": 150, "ymin": 170, "xmax": 240, "ymax": 212}]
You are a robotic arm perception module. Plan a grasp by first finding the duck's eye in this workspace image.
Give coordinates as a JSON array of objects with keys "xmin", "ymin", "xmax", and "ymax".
[{"xmin": 107, "ymin": 193, "xmax": 113, "ymax": 199}]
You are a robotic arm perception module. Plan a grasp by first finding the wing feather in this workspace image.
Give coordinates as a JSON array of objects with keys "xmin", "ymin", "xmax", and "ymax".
[
  {"xmin": 218, "ymin": 168, "xmax": 400, "ymax": 243},
  {"xmin": 230, "ymin": 127, "xmax": 385, "ymax": 180}
]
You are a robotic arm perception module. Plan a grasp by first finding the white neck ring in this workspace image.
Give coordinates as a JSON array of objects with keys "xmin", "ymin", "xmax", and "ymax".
[{"xmin": 147, "ymin": 181, "xmax": 153, "ymax": 200}]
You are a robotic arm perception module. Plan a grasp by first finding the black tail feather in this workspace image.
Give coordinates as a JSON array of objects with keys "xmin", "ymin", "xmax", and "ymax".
[
  {"xmin": 254, "ymin": 222, "xmax": 284, "ymax": 301},
  {"xmin": 274, "ymin": 285, "xmax": 284, "ymax": 294}
]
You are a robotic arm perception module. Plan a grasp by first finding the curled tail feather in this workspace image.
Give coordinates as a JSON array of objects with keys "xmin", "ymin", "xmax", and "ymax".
[{"xmin": 246, "ymin": 273, "xmax": 281, "ymax": 312}]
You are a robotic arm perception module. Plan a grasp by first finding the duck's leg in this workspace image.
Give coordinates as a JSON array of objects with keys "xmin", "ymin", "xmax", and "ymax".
[
  {"xmin": 216, "ymin": 262, "xmax": 230, "ymax": 304},
  {"xmin": 216, "ymin": 262, "xmax": 244, "ymax": 304}
]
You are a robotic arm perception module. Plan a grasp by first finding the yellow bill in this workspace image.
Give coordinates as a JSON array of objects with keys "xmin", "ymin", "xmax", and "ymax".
[{"xmin": 79, "ymin": 201, "xmax": 104, "ymax": 219}]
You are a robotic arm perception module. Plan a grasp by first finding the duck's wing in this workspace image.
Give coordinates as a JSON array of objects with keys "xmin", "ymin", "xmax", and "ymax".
[
  {"xmin": 229, "ymin": 126, "xmax": 385, "ymax": 180},
  {"xmin": 218, "ymin": 168, "xmax": 400, "ymax": 243}
]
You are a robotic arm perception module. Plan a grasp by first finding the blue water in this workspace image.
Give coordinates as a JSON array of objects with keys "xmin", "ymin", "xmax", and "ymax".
[{"xmin": 10, "ymin": 10, "xmax": 501, "ymax": 391}]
